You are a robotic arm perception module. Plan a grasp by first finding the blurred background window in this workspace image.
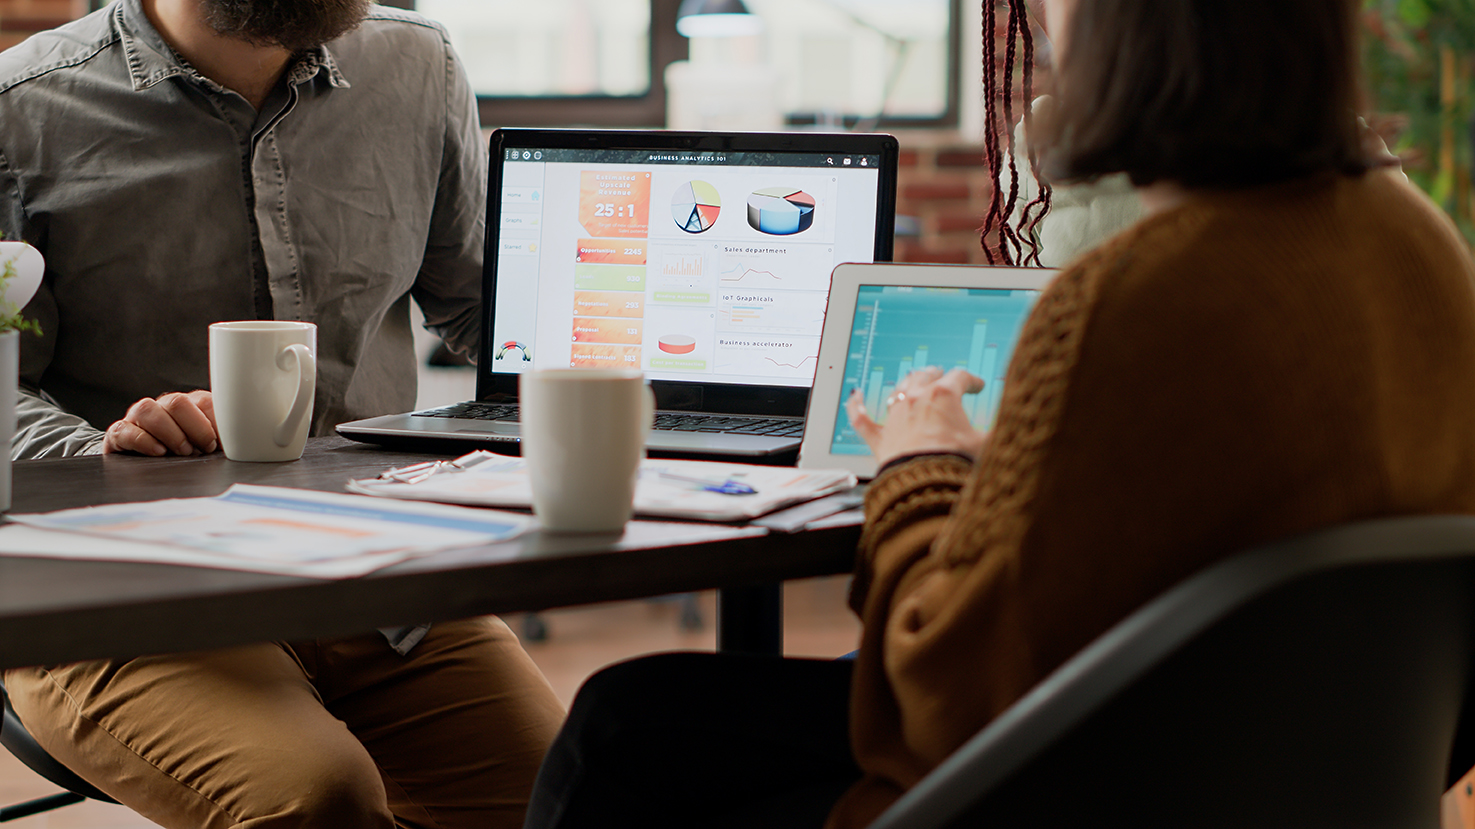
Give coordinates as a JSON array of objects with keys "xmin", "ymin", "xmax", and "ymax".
[
  {"xmin": 415, "ymin": 0, "xmax": 653, "ymax": 99},
  {"xmin": 746, "ymin": 0, "xmax": 955, "ymax": 127},
  {"xmin": 85, "ymin": 0, "xmax": 960, "ymax": 128},
  {"xmin": 404, "ymin": 0, "xmax": 959, "ymax": 128}
]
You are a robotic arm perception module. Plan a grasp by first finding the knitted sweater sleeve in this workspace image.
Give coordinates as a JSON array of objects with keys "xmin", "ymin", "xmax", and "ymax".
[{"xmin": 848, "ymin": 453, "xmax": 974, "ymax": 616}]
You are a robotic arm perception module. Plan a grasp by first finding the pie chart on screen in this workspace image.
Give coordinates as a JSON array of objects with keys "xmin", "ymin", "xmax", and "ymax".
[
  {"xmin": 671, "ymin": 181, "xmax": 722, "ymax": 233},
  {"xmin": 746, "ymin": 187, "xmax": 815, "ymax": 235}
]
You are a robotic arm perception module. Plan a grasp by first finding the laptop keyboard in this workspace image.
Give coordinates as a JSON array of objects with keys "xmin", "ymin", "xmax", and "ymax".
[
  {"xmin": 414, "ymin": 402, "xmax": 804, "ymax": 438},
  {"xmin": 416, "ymin": 402, "xmax": 519, "ymax": 421},
  {"xmin": 651, "ymin": 414, "xmax": 804, "ymax": 437}
]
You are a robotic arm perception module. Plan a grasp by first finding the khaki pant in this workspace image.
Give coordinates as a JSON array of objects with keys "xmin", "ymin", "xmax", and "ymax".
[{"xmin": 3, "ymin": 617, "xmax": 564, "ymax": 829}]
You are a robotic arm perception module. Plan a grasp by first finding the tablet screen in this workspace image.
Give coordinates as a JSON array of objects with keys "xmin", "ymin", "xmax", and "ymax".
[{"xmin": 829, "ymin": 285, "xmax": 1040, "ymax": 456}]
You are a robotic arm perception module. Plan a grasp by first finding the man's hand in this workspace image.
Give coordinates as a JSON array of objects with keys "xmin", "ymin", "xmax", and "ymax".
[
  {"xmin": 103, "ymin": 390, "xmax": 219, "ymax": 456},
  {"xmin": 845, "ymin": 366, "xmax": 988, "ymax": 467}
]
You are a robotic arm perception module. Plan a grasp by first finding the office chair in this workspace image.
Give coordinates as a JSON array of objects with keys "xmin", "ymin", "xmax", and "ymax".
[
  {"xmin": 0, "ymin": 679, "xmax": 118, "ymax": 821},
  {"xmin": 867, "ymin": 514, "xmax": 1475, "ymax": 829}
]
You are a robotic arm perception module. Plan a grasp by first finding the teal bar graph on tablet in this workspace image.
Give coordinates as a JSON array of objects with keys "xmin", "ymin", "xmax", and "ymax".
[{"xmin": 829, "ymin": 285, "xmax": 1040, "ymax": 456}]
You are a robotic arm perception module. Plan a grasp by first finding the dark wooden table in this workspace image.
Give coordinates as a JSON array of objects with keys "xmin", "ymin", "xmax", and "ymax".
[{"xmin": 0, "ymin": 437, "xmax": 862, "ymax": 671}]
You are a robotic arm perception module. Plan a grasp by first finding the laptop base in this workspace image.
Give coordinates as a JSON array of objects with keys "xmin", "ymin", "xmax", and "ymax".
[{"xmin": 336, "ymin": 414, "xmax": 801, "ymax": 458}]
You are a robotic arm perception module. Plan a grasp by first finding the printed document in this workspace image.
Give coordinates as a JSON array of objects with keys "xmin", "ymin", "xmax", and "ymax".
[
  {"xmin": 349, "ymin": 452, "xmax": 856, "ymax": 522},
  {"xmin": 2, "ymin": 485, "xmax": 533, "ymax": 577}
]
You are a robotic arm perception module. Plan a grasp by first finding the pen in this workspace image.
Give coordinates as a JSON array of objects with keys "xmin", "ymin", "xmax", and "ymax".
[
  {"xmin": 381, "ymin": 460, "xmax": 442, "ymax": 484},
  {"xmin": 655, "ymin": 472, "xmax": 758, "ymax": 496},
  {"xmin": 377, "ymin": 451, "xmax": 502, "ymax": 484}
]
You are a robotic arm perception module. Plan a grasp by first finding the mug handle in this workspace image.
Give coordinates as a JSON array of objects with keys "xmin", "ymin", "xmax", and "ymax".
[{"xmin": 273, "ymin": 343, "xmax": 316, "ymax": 447}]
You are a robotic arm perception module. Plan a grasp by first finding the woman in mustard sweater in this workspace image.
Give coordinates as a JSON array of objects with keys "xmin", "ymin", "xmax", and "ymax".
[{"xmin": 526, "ymin": 1, "xmax": 1475, "ymax": 827}]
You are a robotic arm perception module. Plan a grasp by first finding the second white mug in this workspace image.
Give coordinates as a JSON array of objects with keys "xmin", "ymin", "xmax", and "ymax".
[
  {"xmin": 209, "ymin": 321, "xmax": 317, "ymax": 463},
  {"xmin": 519, "ymin": 369, "xmax": 653, "ymax": 533}
]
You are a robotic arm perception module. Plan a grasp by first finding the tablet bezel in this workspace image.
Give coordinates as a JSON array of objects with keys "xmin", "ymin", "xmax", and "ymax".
[{"xmin": 798, "ymin": 262, "xmax": 1056, "ymax": 479}]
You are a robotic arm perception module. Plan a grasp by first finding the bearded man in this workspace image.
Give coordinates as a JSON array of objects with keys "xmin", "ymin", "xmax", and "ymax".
[{"xmin": 0, "ymin": 2, "xmax": 565, "ymax": 827}]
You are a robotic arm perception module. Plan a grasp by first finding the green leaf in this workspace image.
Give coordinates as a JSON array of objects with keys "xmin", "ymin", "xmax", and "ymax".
[
  {"xmin": 1398, "ymin": 0, "xmax": 1432, "ymax": 26},
  {"xmin": 0, "ymin": 248, "xmax": 41, "ymax": 336},
  {"xmin": 1430, "ymin": 167, "xmax": 1455, "ymax": 209}
]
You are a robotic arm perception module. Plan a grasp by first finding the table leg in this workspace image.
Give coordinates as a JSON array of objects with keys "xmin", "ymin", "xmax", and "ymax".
[{"xmin": 717, "ymin": 584, "xmax": 783, "ymax": 654}]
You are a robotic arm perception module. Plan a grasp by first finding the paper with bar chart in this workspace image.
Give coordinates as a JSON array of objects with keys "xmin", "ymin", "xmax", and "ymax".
[{"xmin": 829, "ymin": 286, "xmax": 1040, "ymax": 456}]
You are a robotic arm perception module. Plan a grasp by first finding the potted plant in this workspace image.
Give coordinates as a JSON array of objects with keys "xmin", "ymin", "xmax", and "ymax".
[
  {"xmin": 1362, "ymin": 0, "xmax": 1475, "ymax": 246},
  {"xmin": 0, "ymin": 241, "xmax": 43, "ymax": 512}
]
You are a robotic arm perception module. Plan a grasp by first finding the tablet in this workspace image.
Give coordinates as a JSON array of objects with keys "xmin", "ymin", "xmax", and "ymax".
[{"xmin": 798, "ymin": 263, "xmax": 1055, "ymax": 478}]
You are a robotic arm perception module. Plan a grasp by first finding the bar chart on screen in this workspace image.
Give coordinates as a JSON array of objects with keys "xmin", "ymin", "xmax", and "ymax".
[{"xmin": 829, "ymin": 286, "xmax": 1040, "ymax": 455}]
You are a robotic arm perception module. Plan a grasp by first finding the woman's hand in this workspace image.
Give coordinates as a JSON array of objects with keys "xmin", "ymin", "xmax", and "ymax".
[{"xmin": 845, "ymin": 366, "xmax": 987, "ymax": 467}]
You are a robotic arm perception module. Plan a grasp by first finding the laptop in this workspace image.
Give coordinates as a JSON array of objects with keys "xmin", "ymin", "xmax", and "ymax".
[
  {"xmin": 339, "ymin": 128, "xmax": 900, "ymax": 456},
  {"xmin": 797, "ymin": 263, "xmax": 1056, "ymax": 478}
]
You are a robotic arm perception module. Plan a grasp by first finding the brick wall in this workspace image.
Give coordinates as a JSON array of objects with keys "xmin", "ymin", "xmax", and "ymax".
[
  {"xmin": 0, "ymin": 0, "xmax": 87, "ymax": 51},
  {"xmin": 894, "ymin": 144, "xmax": 996, "ymax": 265}
]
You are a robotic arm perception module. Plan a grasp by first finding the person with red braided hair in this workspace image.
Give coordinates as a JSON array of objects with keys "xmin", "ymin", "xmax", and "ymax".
[
  {"xmin": 994, "ymin": 0, "xmax": 1146, "ymax": 268},
  {"xmin": 977, "ymin": 0, "xmax": 1045, "ymax": 266},
  {"xmin": 522, "ymin": 1, "xmax": 1475, "ymax": 827}
]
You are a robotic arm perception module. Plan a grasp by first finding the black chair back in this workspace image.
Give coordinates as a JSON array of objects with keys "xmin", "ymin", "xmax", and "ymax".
[
  {"xmin": 1, "ymin": 679, "xmax": 118, "ymax": 812},
  {"xmin": 868, "ymin": 515, "xmax": 1475, "ymax": 829}
]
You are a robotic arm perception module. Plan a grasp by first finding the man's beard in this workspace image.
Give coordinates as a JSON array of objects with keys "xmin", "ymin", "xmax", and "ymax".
[{"xmin": 201, "ymin": 0, "xmax": 373, "ymax": 52}]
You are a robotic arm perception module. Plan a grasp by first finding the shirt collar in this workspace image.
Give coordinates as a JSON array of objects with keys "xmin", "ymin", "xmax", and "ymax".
[
  {"xmin": 115, "ymin": 0, "xmax": 351, "ymax": 94},
  {"xmin": 288, "ymin": 45, "xmax": 351, "ymax": 90}
]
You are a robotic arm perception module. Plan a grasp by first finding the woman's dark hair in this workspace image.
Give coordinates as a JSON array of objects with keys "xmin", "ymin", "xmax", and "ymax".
[{"xmin": 1039, "ymin": 0, "xmax": 1374, "ymax": 188}]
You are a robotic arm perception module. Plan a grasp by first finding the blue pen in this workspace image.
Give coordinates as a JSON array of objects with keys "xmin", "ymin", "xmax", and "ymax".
[{"xmin": 656, "ymin": 472, "xmax": 758, "ymax": 496}]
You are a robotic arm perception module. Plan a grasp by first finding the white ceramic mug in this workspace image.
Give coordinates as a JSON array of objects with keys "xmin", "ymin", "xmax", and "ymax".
[
  {"xmin": 209, "ymin": 321, "xmax": 317, "ymax": 462},
  {"xmin": 520, "ymin": 369, "xmax": 653, "ymax": 533}
]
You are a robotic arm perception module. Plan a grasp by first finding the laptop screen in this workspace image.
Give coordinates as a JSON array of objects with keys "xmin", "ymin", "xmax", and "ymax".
[{"xmin": 481, "ymin": 129, "xmax": 898, "ymax": 416}]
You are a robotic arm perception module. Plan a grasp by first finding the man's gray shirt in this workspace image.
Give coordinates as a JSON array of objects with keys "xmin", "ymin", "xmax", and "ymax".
[{"xmin": 1, "ymin": 0, "xmax": 485, "ymax": 459}]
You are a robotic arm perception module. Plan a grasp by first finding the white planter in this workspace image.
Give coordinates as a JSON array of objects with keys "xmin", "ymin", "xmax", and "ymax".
[{"xmin": 0, "ymin": 329, "xmax": 14, "ymax": 512}]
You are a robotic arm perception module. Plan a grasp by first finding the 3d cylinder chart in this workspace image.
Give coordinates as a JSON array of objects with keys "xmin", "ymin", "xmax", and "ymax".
[
  {"xmin": 671, "ymin": 180, "xmax": 722, "ymax": 233},
  {"xmin": 746, "ymin": 187, "xmax": 815, "ymax": 235},
  {"xmin": 657, "ymin": 334, "xmax": 697, "ymax": 354}
]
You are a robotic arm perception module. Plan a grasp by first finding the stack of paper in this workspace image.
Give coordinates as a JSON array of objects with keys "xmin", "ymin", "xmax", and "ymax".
[
  {"xmin": 349, "ymin": 452, "xmax": 858, "ymax": 522},
  {"xmin": 0, "ymin": 485, "xmax": 534, "ymax": 577}
]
